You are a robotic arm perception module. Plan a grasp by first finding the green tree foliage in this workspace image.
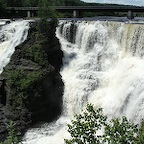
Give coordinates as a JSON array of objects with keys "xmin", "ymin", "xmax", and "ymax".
[
  {"xmin": 3, "ymin": 0, "xmax": 83, "ymax": 7},
  {"xmin": 38, "ymin": 0, "xmax": 56, "ymax": 18},
  {"xmin": 0, "ymin": 0, "xmax": 6, "ymax": 8},
  {"xmin": 6, "ymin": 68, "xmax": 43, "ymax": 111},
  {"xmin": 0, "ymin": 121, "xmax": 20, "ymax": 144},
  {"xmin": 65, "ymin": 104, "xmax": 144, "ymax": 144},
  {"xmin": 38, "ymin": 0, "xmax": 58, "ymax": 35},
  {"xmin": 65, "ymin": 0, "xmax": 82, "ymax": 6},
  {"xmin": 6, "ymin": 0, "xmax": 22, "ymax": 7},
  {"xmin": 22, "ymin": 0, "xmax": 31, "ymax": 7}
]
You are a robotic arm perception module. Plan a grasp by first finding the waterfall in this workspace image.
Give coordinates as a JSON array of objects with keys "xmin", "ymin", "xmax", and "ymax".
[
  {"xmin": 58, "ymin": 20, "xmax": 144, "ymax": 122},
  {"xmin": 23, "ymin": 20, "xmax": 144, "ymax": 143},
  {"xmin": 0, "ymin": 19, "xmax": 30, "ymax": 74}
]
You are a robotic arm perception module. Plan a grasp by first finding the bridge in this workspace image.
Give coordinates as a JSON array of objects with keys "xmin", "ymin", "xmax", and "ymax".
[{"xmin": 8, "ymin": 6, "xmax": 144, "ymax": 19}]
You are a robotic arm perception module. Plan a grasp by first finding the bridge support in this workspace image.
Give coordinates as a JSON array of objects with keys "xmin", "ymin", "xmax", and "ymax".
[
  {"xmin": 127, "ymin": 10, "xmax": 134, "ymax": 19},
  {"xmin": 27, "ymin": 11, "xmax": 31, "ymax": 18},
  {"xmin": 31, "ymin": 12, "xmax": 34, "ymax": 17},
  {"xmin": 73, "ymin": 10, "xmax": 79, "ymax": 18}
]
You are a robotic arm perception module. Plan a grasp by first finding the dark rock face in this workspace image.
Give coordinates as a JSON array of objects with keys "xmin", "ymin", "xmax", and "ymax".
[
  {"xmin": 26, "ymin": 71, "xmax": 63, "ymax": 123},
  {"xmin": 0, "ymin": 79, "xmax": 6, "ymax": 106},
  {"xmin": 0, "ymin": 20, "xmax": 64, "ymax": 141},
  {"xmin": 0, "ymin": 103, "xmax": 7, "ymax": 141}
]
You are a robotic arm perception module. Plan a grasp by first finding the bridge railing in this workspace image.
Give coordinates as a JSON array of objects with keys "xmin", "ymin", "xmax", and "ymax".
[{"xmin": 8, "ymin": 5, "xmax": 144, "ymax": 11}]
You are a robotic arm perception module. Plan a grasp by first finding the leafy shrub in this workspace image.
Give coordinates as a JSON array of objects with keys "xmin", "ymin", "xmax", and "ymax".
[
  {"xmin": 24, "ymin": 43, "xmax": 47, "ymax": 66},
  {"xmin": 7, "ymin": 69, "xmax": 42, "ymax": 91},
  {"xmin": 65, "ymin": 104, "xmax": 144, "ymax": 144}
]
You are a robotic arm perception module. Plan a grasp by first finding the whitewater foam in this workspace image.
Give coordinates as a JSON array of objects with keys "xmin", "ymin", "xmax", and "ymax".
[{"xmin": 0, "ymin": 19, "xmax": 30, "ymax": 74}]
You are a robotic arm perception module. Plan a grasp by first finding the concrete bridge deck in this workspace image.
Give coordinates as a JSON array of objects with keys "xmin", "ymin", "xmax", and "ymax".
[
  {"xmin": 7, "ymin": 6, "xmax": 144, "ymax": 18},
  {"xmin": 8, "ymin": 6, "xmax": 144, "ymax": 11}
]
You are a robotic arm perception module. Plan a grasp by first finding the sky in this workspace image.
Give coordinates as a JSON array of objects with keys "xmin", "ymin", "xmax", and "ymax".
[{"xmin": 82, "ymin": 0, "xmax": 144, "ymax": 6}]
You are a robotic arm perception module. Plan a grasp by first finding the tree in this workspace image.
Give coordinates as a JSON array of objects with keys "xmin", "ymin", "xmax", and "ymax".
[
  {"xmin": 6, "ymin": 0, "xmax": 22, "ymax": 7},
  {"xmin": 38, "ymin": 0, "xmax": 58, "ymax": 35},
  {"xmin": 0, "ymin": 121, "xmax": 21, "ymax": 144},
  {"xmin": 22, "ymin": 0, "xmax": 31, "ymax": 7},
  {"xmin": 65, "ymin": 104, "xmax": 144, "ymax": 144},
  {"xmin": 38, "ymin": 0, "xmax": 57, "ymax": 18},
  {"xmin": 65, "ymin": 0, "xmax": 82, "ymax": 6}
]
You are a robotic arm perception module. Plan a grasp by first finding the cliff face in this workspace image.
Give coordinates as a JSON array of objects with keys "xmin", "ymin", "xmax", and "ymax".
[{"xmin": 0, "ymin": 20, "xmax": 64, "ymax": 141}]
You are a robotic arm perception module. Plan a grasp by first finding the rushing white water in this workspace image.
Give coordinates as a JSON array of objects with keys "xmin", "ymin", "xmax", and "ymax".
[
  {"xmin": 23, "ymin": 20, "xmax": 144, "ymax": 143},
  {"xmin": 0, "ymin": 19, "xmax": 30, "ymax": 74},
  {"xmin": 59, "ymin": 20, "xmax": 144, "ymax": 122}
]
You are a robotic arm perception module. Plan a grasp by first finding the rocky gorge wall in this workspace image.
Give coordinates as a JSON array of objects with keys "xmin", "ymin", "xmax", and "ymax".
[{"xmin": 0, "ymin": 20, "xmax": 64, "ymax": 141}]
